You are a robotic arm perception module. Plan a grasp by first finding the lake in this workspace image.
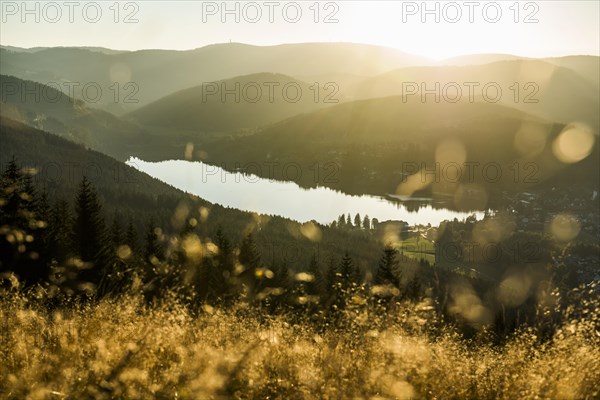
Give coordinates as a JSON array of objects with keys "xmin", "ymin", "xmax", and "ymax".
[{"xmin": 126, "ymin": 157, "xmax": 483, "ymax": 226}]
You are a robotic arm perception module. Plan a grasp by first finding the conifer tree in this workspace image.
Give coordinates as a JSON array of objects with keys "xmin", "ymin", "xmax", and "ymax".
[
  {"xmin": 338, "ymin": 251, "xmax": 360, "ymax": 290},
  {"xmin": 238, "ymin": 233, "xmax": 261, "ymax": 297},
  {"xmin": 354, "ymin": 213, "xmax": 361, "ymax": 228},
  {"xmin": 72, "ymin": 177, "xmax": 107, "ymax": 262},
  {"xmin": 144, "ymin": 217, "xmax": 163, "ymax": 263},
  {"xmin": 371, "ymin": 218, "xmax": 379, "ymax": 229},
  {"xmin": 374, "ymin": 245, "xmax": 400, "ymax": 286},
  {"xmin": 125, "ymin": 217, "xmax": 140, "ymax": 256},
  {"xmin": 306, "ymin": 253, "xmax": 324, "ymax": 297},
  {"xmin": 71, "ymin": 176, "xmax": 110, "ymax": 289},
  {"xmin": 325, "ymin": 255, "xmax": 338, "ymax": 295},
  {"xmin": 362, "ymin": 215, "xmax": 371, "ymax": 230},
  {"xmin": 48, "ymin": 199, "xmax": 71, "ymax": 263},
  {"xmin": 205, "ymin": 227, "xmax": 233, "ymax": 302},
  {"xmin": 0, "ymin": 158, "xmax": 48, "ymax": 284},
  {"xmin": 32, "ymin": 190, "xmax": 52, "ymax": 279},
  {"xmin": 0, "ymin": 157, "xmax": 24, "ymax": 228},
  {"xmin": 239, "ymin": 233, "xmax": 261, "ymax": 273},
  {"xmin": 110, "ymin": 210, "xmax": 124, "ymax": 249}
]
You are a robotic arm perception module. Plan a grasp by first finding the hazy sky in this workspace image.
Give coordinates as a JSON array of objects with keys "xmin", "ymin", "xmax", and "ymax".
[{"xmin": 1, "ymin": 1, "xmax": 598, "ymax": 59}]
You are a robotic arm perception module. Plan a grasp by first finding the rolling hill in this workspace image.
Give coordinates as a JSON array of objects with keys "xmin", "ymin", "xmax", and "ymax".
[
  {"xmin": 200, "ymin": 96, "xmax": 598, "ymax": 207},
  {"xmin": 347, "ymin": 59, "xmax": 600, "ymax": 131},
  {"xmin": 126, "ymin": 73, "xmax": 335, "ymax": 132},
  {"xmin": 0, "ymin": 43, "xmax": 431, "ymax": 114},
  {"xmin": 0, "ymin": 75, "xmax": 143, "ymax": 159},
  {"xmin": 438, "ymin": 54, "xmax": 599, "ymax": 87}
]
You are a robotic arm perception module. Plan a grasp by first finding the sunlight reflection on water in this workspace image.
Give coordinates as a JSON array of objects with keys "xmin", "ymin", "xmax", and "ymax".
[{"xmin": 127, "ymin": 157, "xmax": 484, "ymax": 225}]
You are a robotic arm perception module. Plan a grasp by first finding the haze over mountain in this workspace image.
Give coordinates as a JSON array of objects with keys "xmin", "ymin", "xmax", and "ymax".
[
  {"xmin": 2, "ymin": 44, "xmax": 597, "ymax": 203},
  {"xmin": 0, "ymin": 45, "xmax": 126, "ymax": 55},
  {"xmin": 437, "ymin": 54, "xmax": 600, "ymax": 93},
  {"xmin": 126, "ymin": 73, "xmax": 336, "ymax": 133},
  {"xmin": 0, "ymin": 75, "xmax": 142, "ymax": 158},
  {"xmin": 348, "ymin": 59, "xmax": 600, "ymax": 131},
  {"xmin": 437, "ymin": 54, "xmax": 527, "ymax": 66},
  {"xmin": 0, "ymin": 42, "xmax": 430, "ymax": 114},
  {"xmin": 200, "ymin": 95, "xmax": 598, "ymax": 206}
]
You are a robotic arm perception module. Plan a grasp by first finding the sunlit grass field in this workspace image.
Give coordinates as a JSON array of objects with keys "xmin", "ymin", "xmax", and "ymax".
[{"xmin": 1, "ymin": 286, "xmax": 598, "ymax": 400}]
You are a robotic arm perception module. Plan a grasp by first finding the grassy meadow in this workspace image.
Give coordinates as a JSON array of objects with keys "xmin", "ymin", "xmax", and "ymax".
[{"xmin": 1, "ymin": 284, "xmax": 598, "ymax": 400}]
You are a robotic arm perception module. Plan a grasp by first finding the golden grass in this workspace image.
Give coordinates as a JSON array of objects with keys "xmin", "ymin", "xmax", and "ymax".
[{"xmin": 1, "ymin": 289, "xmax": 598, "ymax": 400}]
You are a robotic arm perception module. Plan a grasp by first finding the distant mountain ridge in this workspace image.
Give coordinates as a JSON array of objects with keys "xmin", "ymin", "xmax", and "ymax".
[
  {"xmin": 0, "ymin": 42, "xmax": 430, "ymax": 114},
  {"xmin": 347, "ymin": 59, "xmax": 600, "ymax": 130}
]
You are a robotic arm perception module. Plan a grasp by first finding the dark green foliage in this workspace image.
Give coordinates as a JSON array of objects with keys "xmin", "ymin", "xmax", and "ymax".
[
  {"xmin": 374, "ymin": 245, "xmax": 400, "ymax": 286},
  {"xmin": 238, "ymin": 233, "xmax": 262, "ymax": 297},
  {"xmin": 362, "ymin": 215, "xmax": 370, "ymax": 230},
  {"xmin": 125, "ymin": 217, "xmax": 140, "ymax": 256},
  {"xmin": 144, "ymin": 218, "xmax": 163, "ymax": 263},
  {"xmin": 1, "ymin": 116, "xmax": 590, "ymax": 340},
  {"xmin": 72, "ymin": 177, "xmax": 109, "ymax": 264},
  {"xmin": 1, "ymin": 117, "xmax": 390, "ymax": 272},
  {"xmin": 354, "ymin": 213, "xmax": 361, "ymax": 228},
  {"xmin": 47, "ymin": 199, "xmax": 72, "ymax": 264},
  {"xmin": 338, "ymin": 251, "xmax": 360, "ymax": 289},
  {"xmin": 325, "ymin": 255, "xmax": 338, "ymax": 295},
  {"xmin": 0, "ymin": 158, "xmax": 50, "ymax": 284},
  {"xmin": 0, "ymin": 157, "xmax": 27, "ymax": 228},
  {"xmin": 71, "ymin": 176, "xmax": 112, "ymax": 292},
  {"xmin": 110, "ymin": 211, "xmax": 125, "ymax": 249},
  {"xmin": 305, "ymin": 254, "xmax": 324, "ymax": 297}
]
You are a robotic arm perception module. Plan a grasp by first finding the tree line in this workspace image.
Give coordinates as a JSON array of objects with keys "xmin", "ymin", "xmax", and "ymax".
[
  {"xmin": 0, "ymin": 158, "xmax": 425, "ymax": 310},
  {"xmin": 2, "ymin": 157, "xmax": 592, "ymax": 341}
]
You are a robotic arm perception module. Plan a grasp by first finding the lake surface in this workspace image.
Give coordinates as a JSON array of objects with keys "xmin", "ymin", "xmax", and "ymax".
[{"xmin": 126, "ymin": 157, "xmax": 483, "ymax": 226}]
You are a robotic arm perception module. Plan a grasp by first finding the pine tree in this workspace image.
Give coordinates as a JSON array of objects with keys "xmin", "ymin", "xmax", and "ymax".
[
  {"xmin": 362, "ymin": 215, "xmax": 371, "ymax": 230},
  {"xmin": 272, "ymin": 258, "xmax": 290, "ymax": 289},
  {"xmin": 239, "ymin": 233, "xmax": 261, "ymax": 273},
  {"xmin": 0, "ymin": 158, "xmax": 48, "ymax": 284},
  {"xmin": 206, "ymin": 227, "xmax": 233, "ymax": 302},
  {"xmin": 71, "ymin": 176, "xmax": 110, "ymax": 288},
  {"xmin": 36, "ymin": 191, "xmax": 50, "ymax": 229},
  {"xmin": 144, "ymin": 218, "xmax": 163, "ymax": 263},
  {"xmin": 0, "ymin": 157, "xmax": 23, "ymax": 228},
  {"xmin": 238, "ymin": 233, "xmax": 261, "ymax": 297},
  {"xmin": 325, "ymin": 255, "xmax": 338, "ymax": 294},
  {"xmin": 374, "ymin": 245, "xmax": 400, "ymax": 286},
  {"xmin": 48, "ymin": 199, "xmax": 71, "ymax": 263},
  {"xmin": 33, "ymin": 190, "xmax": 52, "ymax": 276},
  {"xmin": 215, "ymin": 227, "xmax": 232, "ymax": 272},
  {"xmin": 306, "ymin": 253, "xmax": 324, "ymax": 297},
  {"xmin": 110, "ymin": 211, "xmax": 124, "ymax": 249},
  {"xmin": 338, "ymin": 251, "xmax": 359, "ymax": 289},
  {"xmin": 354, "ymin": 213, "xmax": 361, "ymax": 228},
  {"xmin": 72, "ymin": 177, "xmax": 106, "ymax": 262},
  {"xmin": 125, "ymin": 216, "xmax": 140, "ymax": 256},
  {"xmin": 346, "ymin": 214, "xmax": 352, "ymax": 226},
  {"xmin": 21, "ymin": 173, "xmax": 38, "ymax": 218}
]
